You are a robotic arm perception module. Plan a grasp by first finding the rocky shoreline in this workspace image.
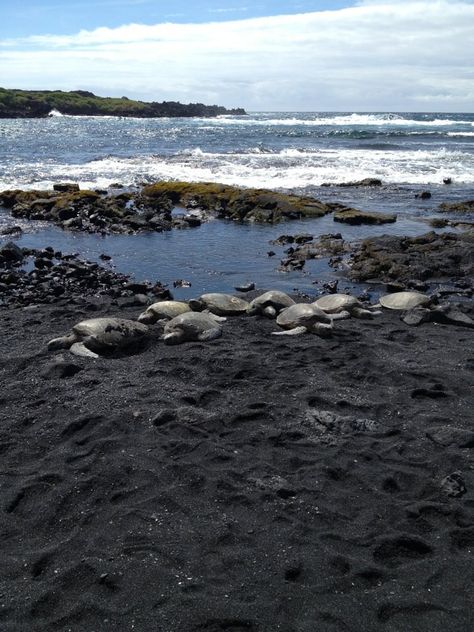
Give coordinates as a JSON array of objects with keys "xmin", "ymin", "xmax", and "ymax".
[
  {"xmin": 0, "ymin": 88, "xmax": 246, "ymax": 119},
  {"xmin": 0, "ymin": 182, "xmax": 473, "ymax": 632}
]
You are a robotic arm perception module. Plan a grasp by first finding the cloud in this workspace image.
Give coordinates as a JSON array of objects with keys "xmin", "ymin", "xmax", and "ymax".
[{"xmin": 0, "ymin": 1, "xmax": 473, "ymax": 111}]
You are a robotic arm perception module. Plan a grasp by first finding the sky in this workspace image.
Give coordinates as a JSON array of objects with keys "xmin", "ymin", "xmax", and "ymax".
[{"xmin": 0, "ymin": 0, "xmax": 473, "ymax": 112}]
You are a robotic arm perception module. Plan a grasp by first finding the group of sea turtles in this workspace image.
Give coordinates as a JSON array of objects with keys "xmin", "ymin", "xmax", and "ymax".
[{"xmin": 47, "ymin": 290, "xmax": 433, "ymax": 358}]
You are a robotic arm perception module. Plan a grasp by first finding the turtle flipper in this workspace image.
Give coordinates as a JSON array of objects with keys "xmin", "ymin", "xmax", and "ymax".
[
  {"xmin": 162, "ymin": 332, "xmax": 182, "ymax": 345},
  {"xmin": 351, "ymin": 306, "xmax": 379, "ymax": 319},
  {"xmin": 272, "ymin": 326, "xmax": 308, "ymax": 336},
  {"xmin": 47, "ymin": 333, "xmax": 77, "ymax": 350},
  {"xmin": 69, "ymin": 341, "xmax": 99, "ymax": 358},
  {"xmin": 329, "ymin": 310, "xmax": 351, "ymax": 321},
  {"xmin": 310, "ymin": 322, "xmax": 333, "ymax": 337},
  {"xmin": 202, "ymin": 310, "xmax": 226, "ymax": 323},
  {"xmin": 197, "ymin": 328, "xmax": 222, "ymax": 341}
]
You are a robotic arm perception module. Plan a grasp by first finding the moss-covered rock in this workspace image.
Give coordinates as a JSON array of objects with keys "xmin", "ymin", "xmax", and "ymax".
[
  {"xmin": 439, "ymin": 200, "xmax": 474, "ymax": 214},
  {"xmin": 333, "ymin": 209, "xmax": 397, "ymax": 225},
  {"xmin": 141, "ymin": 181, "xmax": 331, "ymax": 223}
]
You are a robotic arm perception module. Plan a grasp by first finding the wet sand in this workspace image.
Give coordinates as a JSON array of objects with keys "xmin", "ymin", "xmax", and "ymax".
[{"xmin": 0, "ymin": 296, "xmax": 473, "ymax": 632}]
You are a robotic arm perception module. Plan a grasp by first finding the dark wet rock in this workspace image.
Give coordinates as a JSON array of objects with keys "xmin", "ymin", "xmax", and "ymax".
[
  {"xmin": 235, "ymin": 282, "xmax": 255, "ymax": 292},
  {"xmin": 271, "ymin": 235, "xmax": 295, "ymax": 246},
  {"xmin": 439, "ymin": 200, "xmax": 474, "ymax": 214},
  {"xmin": 279, "ymin": 257, "xmax": 305, "ymax": 271},
  {"xmin": 267, "ymin": 251, "xmax": 276, "ymax": 257},
  {"xmin": 334, "ymin": 209, "xmax": 397, "ymax": 225},
  {"xmin": 53, "ymin": 183, "xmax": 80, "ymax": 193},
  {"xmin": 294, "ymin": 233, "xmax": 314, "ymax": 244},
  {"xmin": 349, "ymin": 232, "xmax": 474, "ymax": 285},
  {"xmin": 322, "ymin": 178, "xmax": 383, "ymax": 187},
  {"xmin": 172, "ymin": 279, "xmax": 191, "ymax": 289},
  {"xmin": 0, "ymin": 241, "xmax": 25, "ymax": 265},
  {"xmin": 430, "ymin": 304, "xmax": 474, "ymax": 328},
  {"xmin": 0, "ymin": 245, "xmax": 169, "ymax": 308},
  {"xmin": 0, "ymin": 225, "xmax": 23, "ymax": 235},
  {"xmin": 428, "ymin": 217, "xmax": 449, "ymax": 228},
  {"xmin": 440, "ymin": 472, "xmax": 466, "ymax": 497},
  {"xmin": 322, "ymin": 280, "xmax": 339, "ymax": 294},
  {"xmin": 1, "ymin": 187, "xmax": 173, "ymax": 235},
  {"xmin": 406, "ymin": 279, "xmax": 429, "ymax": 292},
  {"xmin": 415, "ymin": 191, "xmax": 432, "ymax": 199},
  {"xmin": 385, "ymin": 281, "xmax": 406, "ymax": 292},
  {"xmin": 401, "ymin": 308, "xmax": 432, "ymax": 326},
  {"xmin": 443, "ymin": 177, "xmax": 453, "ymax": 185},
  {"xmin": 282, "ymin": 234, "xmax": 349, "ymax": 269}
]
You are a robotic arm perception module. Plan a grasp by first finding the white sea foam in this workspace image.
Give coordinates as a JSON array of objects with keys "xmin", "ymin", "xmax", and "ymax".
[
  {"xmin": 198, "ymin": 113, "xmax": 474, "ymax": 128},
  {"xmin": 447, "ymin": 131, "xmax": 474, "ymax": 137},
  {"xmin": 3, "ymin": 145, "xmax": 472, "ymax": 192}
]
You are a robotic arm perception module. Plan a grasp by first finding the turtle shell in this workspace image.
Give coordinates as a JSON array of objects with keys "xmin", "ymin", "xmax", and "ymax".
[
  {"xmin": 249, "ymin": 291, "xmax": 295, "ymax": 311},
  {"xmin": 197, "ymin": 293, "xmax": 250, "ymax": 315},
  {"xmin": 379, "ymin": 291, "xmax": 431, "ymax": 311},
  {"xmin": 277, "ymin": 303, "xmax": 331, "ymax": 328},
  {"xmin": 140, "ymin": 301, "xmax": 190, "ymax": 321},
  {"xmin": 73, "ymin": 318, "xmax": 148, "ymax": 348},
  {"xmin": 313, "ymin": 294, "xmax": 360, "ymax": 313},
  {"xmin": 164, "ymin": 312, "xmax": 222, "ymax": 337}
]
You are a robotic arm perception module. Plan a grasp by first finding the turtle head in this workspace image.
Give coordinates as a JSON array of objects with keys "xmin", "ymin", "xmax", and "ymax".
[
  {"xmin": 137, "ymin": 310, "xmax": 155, "ymax": 324},
  {"xmin": 189, "ymin": 298, "xmax": 205, "ymax": 312},
  {"xmin": 47, "ymin": 333, "xmax": 77, "ymax": 351},
  {"xmin": 263, "ymin": 305, "xmax": 277, "ymax": 318}
]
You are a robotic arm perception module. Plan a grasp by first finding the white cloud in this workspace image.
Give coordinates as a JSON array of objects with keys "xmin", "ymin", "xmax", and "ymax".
[{"xmin": 0, "ymin": 1, "xmax": 473, "ymax": 111}]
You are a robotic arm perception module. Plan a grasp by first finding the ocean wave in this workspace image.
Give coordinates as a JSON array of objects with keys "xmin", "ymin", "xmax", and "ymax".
[
  {"xmin": 3, "ymin": 145, "xmax": 472, "ymax": 192},
  {"xmin": 201, "ymin": 113, "xmax": 474, "ymax": 128},
  {"xmin": 446, "ymin": 131, "xmax": 474, "ymax": 137}
]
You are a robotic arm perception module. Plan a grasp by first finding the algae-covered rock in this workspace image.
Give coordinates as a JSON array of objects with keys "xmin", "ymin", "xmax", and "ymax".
[
  {"xmin": 141, "ymin": 181, "xmax": 331, "ymax": 223},
  {"xmin": 334, "ymin": 209, "xmax": 397, "ymax": 225},
  {"xmin": 439, "ymin": 200, "xmax": 474, "ymax": 214}
]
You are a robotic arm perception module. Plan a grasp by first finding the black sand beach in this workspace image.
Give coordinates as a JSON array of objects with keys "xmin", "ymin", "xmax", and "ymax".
[{"xmin": 0, "ymin": 286, "xmax": 473, "ymax": 631}]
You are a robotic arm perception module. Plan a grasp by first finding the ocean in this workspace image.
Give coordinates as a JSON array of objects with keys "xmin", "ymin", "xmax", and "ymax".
[{"xmin": 1, "ymin": 111, "xmax": 473, "ymax": 296}]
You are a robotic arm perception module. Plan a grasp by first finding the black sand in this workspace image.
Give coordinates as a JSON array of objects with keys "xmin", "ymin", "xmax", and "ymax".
[{"xmin": 0, "ymin": 298, "xmax": 473, "ymax": 631}]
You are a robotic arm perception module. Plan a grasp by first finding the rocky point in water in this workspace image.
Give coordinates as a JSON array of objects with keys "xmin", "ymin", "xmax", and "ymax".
[{"xmin": 0, "ymin": 88, "xmax": 246, "ymax": 118}]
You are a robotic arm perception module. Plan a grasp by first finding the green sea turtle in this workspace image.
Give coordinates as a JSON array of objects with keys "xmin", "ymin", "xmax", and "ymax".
[
  {"xmin": 47, "ymin": 318, "xmax": 149, "ymax": 358},
  {"xmin": 247, "ymin": 290, "xmax": 295, "ymax": 318},
  {"xmin": 162, "ymin": 312, "xmax": 224, "ymax": 345},
  {"xmin": 313, "ymin": 294, "xmax": 379, "ymax": 319},
  {"xmin": 189, "ymin": 293, "xmax": 250, "ymax": 316},
  {"xmin": 138, "ymin": 300, "xmax": 191, "ymax": 324},
  {"xmin": 273, "ymin": 303, "xmax": 333, "ymax": 336},
  {"xmin": 379, "ymin": 291, "xmax": 432, "ymax": 311}
]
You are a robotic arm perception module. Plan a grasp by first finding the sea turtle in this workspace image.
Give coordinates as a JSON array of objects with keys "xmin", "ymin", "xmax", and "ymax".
[
  {"xmin": 138, "ymin": 300, "xmax": 191, "ymax": 324},
  {"xmin": 247, "ymin": 290, "xmax": 295, "ymax": 318},
  {"xmin": 379, "ymin": 291, "xmax": 432, "ymax": 311},
  {"xmin": 273, "ymin": 303, "xmax": 333, "ymax": 336},
  {"xmin": 162, "ymin": 312, "xmax": 224, "ymax": 345},
  {"xmin": 47, "ymin": 318, "xmax": 149, "ymax": 358},
  {"xmin": 313, "ymin": 293, "xmax": 379, "ymax": 319},
  {"xmin": 189, "ymin": 293, "xmax": 250, "ymax": 316}
]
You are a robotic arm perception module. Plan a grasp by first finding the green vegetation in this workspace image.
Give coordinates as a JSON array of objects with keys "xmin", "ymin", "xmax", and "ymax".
[
  {"xmin": 0, "ymin": 88, "xmax": 246, "ymax": 118},
  {"xmin": 141, "ymin": 181, "xmax": 331, "ymax": 221}
]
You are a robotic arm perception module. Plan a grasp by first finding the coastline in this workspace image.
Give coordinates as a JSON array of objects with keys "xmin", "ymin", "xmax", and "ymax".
[{"xmin": 0, "ymin": 109, "xmax": 473, "ymax": 630}]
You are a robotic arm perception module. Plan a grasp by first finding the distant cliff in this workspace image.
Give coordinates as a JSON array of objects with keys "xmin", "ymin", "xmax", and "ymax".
[{"xmin": 0, "ymin": 88, "xmax": 246, "ymax": 118}]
